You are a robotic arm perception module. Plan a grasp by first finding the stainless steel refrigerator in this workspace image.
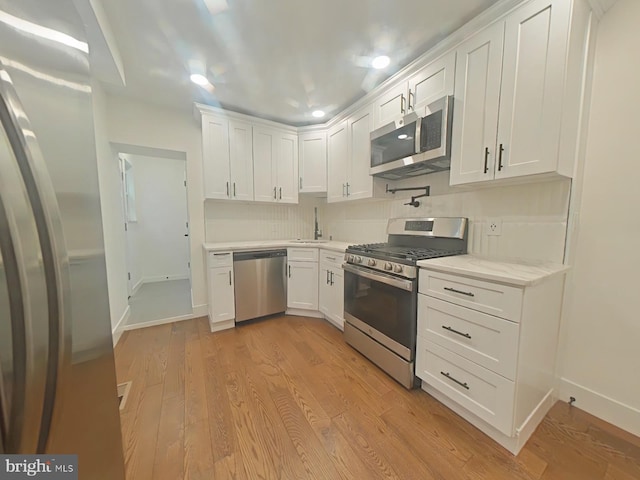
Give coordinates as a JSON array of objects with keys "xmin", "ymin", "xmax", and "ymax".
[{"xmin": 0, "ymin": 0, "xmax": 126, "ymax": 477}]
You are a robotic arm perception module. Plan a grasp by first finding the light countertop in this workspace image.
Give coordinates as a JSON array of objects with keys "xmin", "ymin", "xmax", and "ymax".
[
  {"xmin": 203, "ymin": 240, "xmax": 351, "ymax": 254},
  {"xmin": 417, "ymin": 255, "xmax": 569, "ymax": 287}
]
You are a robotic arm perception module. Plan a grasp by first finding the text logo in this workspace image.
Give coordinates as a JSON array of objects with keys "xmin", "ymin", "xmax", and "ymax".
[{"xmin": 0, "ymin": 455, "xmax": 77, "ymax": 479}]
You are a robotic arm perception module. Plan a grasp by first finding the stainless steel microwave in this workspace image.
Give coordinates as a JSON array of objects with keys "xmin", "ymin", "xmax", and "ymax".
[{"xmin": 370, "ymin": 95, "xmax": 453, "ymax": 180}]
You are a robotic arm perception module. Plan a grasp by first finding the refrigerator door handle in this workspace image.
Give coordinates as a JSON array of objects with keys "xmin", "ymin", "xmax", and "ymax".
[{"xmin": 0, "ymin": 62, "xmax": 72, "ymax": 453}]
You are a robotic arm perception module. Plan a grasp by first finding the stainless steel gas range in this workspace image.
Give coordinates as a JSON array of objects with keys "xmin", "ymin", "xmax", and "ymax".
[{"xmin": 343, "ymin": 217, "xmax": 468, "ymax": 388}]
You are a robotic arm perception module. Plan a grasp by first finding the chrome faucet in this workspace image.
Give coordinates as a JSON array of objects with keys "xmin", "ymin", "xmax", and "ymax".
[{"xmin": 314, "ymin": 207, "xmax": 323, "ymax": 240}]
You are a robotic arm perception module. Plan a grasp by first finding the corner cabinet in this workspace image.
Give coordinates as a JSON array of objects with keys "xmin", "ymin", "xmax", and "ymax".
[
  {"xmin": 253, "ymin": 126, "xmax": 299, "ymax": 204},
  {"xmin": 286, "ymin": 248, "xmax": 319, "ymax": 311},
  {"xmin": 202, "ymin": 113, "xmax": 254, "ymax": 201},
  {"xmin": 450, "ymin": 0, "xmax": 589, "ymax": 185},
  {"xmin": 298, "ymin": 131, "xmax": 327, "ymax": 193},
  {"xmin": 327, "ymin": 105, "xmax": 373, "ymax": 203},
  {"xmin": 206, "ymin": 251, "xmax": 235, "ymax": 332}
]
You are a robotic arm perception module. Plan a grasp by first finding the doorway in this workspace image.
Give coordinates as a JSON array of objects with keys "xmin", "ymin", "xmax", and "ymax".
[{"xmin": 119, "ymin": 152, "xmax": 192, "ymax": 326}]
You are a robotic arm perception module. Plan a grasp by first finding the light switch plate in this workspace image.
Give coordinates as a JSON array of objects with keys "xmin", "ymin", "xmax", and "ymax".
[{"xmin": 486, "ymin": 217, "xmax": 502, "ymax": 236}]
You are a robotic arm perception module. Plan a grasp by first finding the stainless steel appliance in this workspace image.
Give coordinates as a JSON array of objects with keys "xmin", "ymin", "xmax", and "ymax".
[
  {"xmin": 233, "ymin": 250, "xmax": 287, "ymax": 322},
  {"xmin": 370, "ymin": 95, "xmax": 453, "ymax": 180},
  {"xmin": 343, "ymin": 217, "xmax": 468, "ymax": 388},
  {"xmin": 0, "ymin": 0, "xmax": 125, "ymax": 475}
]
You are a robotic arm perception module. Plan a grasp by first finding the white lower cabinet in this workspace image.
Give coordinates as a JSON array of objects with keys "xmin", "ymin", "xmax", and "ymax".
[
  {"xmin": 207, "ymin": 252, "xmax": 235, "ymax": 332},
  {"xmin": 416, "ymin": 266, "xmax": 566, "ymax": 454},
  {"xmin": 319, "ymin": 250, "xmax": 344, "ymax": 330},
  {"xmin": 287, "ymin": 248, "xmax": 318, "ymax": 311}
]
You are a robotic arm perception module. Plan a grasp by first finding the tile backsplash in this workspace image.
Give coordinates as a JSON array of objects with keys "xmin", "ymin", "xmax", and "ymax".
[{"xmin": 205, "ymin": 177, "xmax": 571, "ymax": 264}]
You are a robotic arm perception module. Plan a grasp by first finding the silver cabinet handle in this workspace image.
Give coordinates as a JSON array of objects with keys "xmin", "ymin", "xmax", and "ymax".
[
  {"xmin": 273, "ymin": 186, "xmax": 277, "ymax": 199},
  {"xmin": 484, "ymin": 147, "xmax": 489, "ymax": 174},
  {"xmin": 444, "ymin": 287, "xmax": 474, "ymax": 297},
  {"xmin": 346, "ymin": 183, "xmax": 350, "ymax": 196},
  {"xmin": 442, "ymin": 325, "xmax": 472, "ymax": 339},
  {"xmin": 288, "ymin": 265, "xmax": 291, "ymax": 278},
  {"xmin": 233, "ymin": 182, "xmax": 236, "ymax": 197},
  {"xmin": 228, "ymin": 271, "xmax": 232, "ymax": 285},
  {"xmin": 400, "ymin": 94, "xmax": 406, "ymax": 114},
  {"xmin": 498, "ymin": 144, "xmax": 505, "ymax": 171},
  {"xmin": 279, "ymin": 187, "xmax": 282, "ymax": 200},
  {"xmin": 226, "ymin": 181, "xmax": 229, "ymax": 197},
  {"xmin": 213, "ymin": 253, "xmax": 230, "ymax": 256},
  {"xmin": 408, "ymin": 89, "xmax": 414, "ymax": 111},
  {"xmin": 326, "ymin": 270, "xmax": 330, "ymax": 285},
  {"xmin": 440, "ymin": 371, "xmax": 469, "ymax": 390},
  {"xmin": 330, "ymin": 271, "xmax": 334, "ymax": 286}
]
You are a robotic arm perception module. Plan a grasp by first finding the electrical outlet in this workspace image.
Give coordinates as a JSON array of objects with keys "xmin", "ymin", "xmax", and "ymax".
[{"xmin": 486, "ymin": 217, "xmax": 502, "ymax": 236}]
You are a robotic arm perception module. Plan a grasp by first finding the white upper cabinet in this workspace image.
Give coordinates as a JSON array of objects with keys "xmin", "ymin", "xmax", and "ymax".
[
  {"xmin": 450, "ymin": 22, "xmax": 505, "ymax": 186},
  {"xmin": 327, "ymin": 105, "xmax": 373, "ymax": 203},
  {"xmin": 373, "ymin": 51, "xmax": 456, "ymax": 129},
  {"xmin": 202, "ymin": 114, "xmax": 231, "ymax": 200},
  {"xmin": 347, "ymin": 105, "xmax": 374, "ymax": 200},
  {"xmin": 327, "ymin": 120, "xmax": 349, "ymax": 203},
  {"xmin": 450, "ymin": 0, "xmax": 578, "ymax": 186},
  {"xmin": 298, "ymin": 131, "xmax": 327, "ymax": 193},
  {"xmin": 252, "ymin": 126, "xmax": 299, "ymax": 204},
  {"xmin": 228, "ymin": 120, "xmax": 254, "ymax": 201}
]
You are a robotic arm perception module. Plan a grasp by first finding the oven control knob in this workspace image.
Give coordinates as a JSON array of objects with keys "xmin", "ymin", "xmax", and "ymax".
[
  {"xmin": 355, "ymin": 256, "xmax": 363, "ymax": 264},
  {"xmin": 393, "ymin": 264, "xmax": 403, "ymax": 274},
  {"xmin": 384, "ymin": 262, "xmax": 393, "ymax": 271},
  {"xmin": 368, "ymin": 259, "xmax": 377, "ymax": 266}
]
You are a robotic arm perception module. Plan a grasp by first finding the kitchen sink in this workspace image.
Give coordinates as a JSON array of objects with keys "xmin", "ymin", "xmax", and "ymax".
[{"xmin": 290, "ymin": 239, "xmax": 328, "ymax": 244}]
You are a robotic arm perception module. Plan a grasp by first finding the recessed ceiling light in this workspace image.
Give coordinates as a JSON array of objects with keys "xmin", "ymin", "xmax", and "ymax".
[
  {"xmin": 190, "ymin": 73, "xmax": 210, "ymax": 86},
  {"xmin": 398, "ymin": 134, "xmax": 408, "ymax": 139},
  {"xmin": 312, "ymin": 110, "xmax": 325, "ymax": 118},
  {"xmin": 372, "ymin": 55, "xmax": 390, "ymax": 69}
]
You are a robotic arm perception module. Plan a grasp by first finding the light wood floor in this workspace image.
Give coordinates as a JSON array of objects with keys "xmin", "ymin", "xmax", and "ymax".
[{"xmin": 114, "ymin": 316, "xmax": 640, "ymax": 480}]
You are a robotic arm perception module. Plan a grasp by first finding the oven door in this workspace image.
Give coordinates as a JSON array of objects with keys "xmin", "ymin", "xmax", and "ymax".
[{"xmin": 343, "ymin": 264, "xmax": 417, "ymax": 361}]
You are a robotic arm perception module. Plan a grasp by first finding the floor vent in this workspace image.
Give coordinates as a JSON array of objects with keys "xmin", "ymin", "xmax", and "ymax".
[{"xmin": 117, "ymin": 381, "xmax": 132, "ymax": 411}]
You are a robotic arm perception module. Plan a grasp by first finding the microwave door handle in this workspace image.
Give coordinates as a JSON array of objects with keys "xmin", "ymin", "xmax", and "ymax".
[
  {"xmin": 415, "ymin": 116, "xmax": 422, "ymax": 154},
  {"xmin": 0, "ymin": 63, "xmax": 72, "ymax": 453}
]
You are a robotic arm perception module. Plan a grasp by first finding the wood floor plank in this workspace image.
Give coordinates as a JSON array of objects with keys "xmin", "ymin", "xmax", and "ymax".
[{"xmin": 115, "ymin": 316, "xmax": 640, "ymax": 480}]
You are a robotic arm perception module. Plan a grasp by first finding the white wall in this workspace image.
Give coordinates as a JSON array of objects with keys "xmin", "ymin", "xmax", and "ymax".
[
  {"xmin": 126, "ymin": 154, "xmax": 190, "ymax": 284},
  {"xmin": 105, "ymin": 96, "xmax": 207, "ymax": 315},
  {"xmin": 325, "ymin": 175, "xmax": 571, "ymax": 264},
  {"xmin": 205, "ymin": 195, "xmax": 322, "ymax": 242},
  {"xmin": 92, "ymin": 81, "xmax": 129, "ymax": 334},
  {"xmin": 557, "ymin": 0, "xmax": 640, "ymax": 437}
]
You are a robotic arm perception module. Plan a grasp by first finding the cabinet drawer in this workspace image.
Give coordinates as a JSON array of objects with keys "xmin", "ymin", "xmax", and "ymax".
[
  {"xmin": 320, "ymin": 250, "xmax": 343, "ymax": 267},
  {"xmin": 287, "ymin": 247, "xmax": 319, "ymax": 262},
  {"xmin": 208, "ymin": 251, "xmax": 233, "ymax": 267},
  {"xmin": 419, "ymin": 269, "xmax": 523, "ymax": 321},
  {"xmin": 416, "ymin": 340, "xmax": 515, "ymax": 436},
  {"xmin": 418, "ymin": 295, "xmax": 519, "ymax": 380}
]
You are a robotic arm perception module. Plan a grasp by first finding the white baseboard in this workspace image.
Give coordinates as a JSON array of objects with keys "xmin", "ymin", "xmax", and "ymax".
[
  {"xmin": 323, "ymin": 315, "xmax": 345, "ymax": 331},
  {"xmin": 209, "ymin": 318, "xmax": 235, "ymax": 332},
  {"xmin": 193, "ymin": 303, "xmax": 208, "ymax": 317},
  {"xmin": 112, "ymin": 305, "xmax": 130, "ymax": 346},
  {"xmin": 286, "ymin": 308, "xmax": 324, "ymax": 318},
  {"xmin": 559, "ymin": 377, "xmax": 640, "ymax": 438},
  {"xmin": 122, "ymin": 312, "xmax": 198, "ymax": 331}
]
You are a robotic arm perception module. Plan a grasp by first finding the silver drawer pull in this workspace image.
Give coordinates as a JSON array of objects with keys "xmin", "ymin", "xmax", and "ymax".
[
  {"xmin": 213, "ymin": 253, "xmax": 230, "ymax": 256},
  {"xmin": 442, "ymin": 325, "xmax": 472, "ymax": 339},
  {"xmin": 325, "ymin": 256, "xmax": 336, "ymax": 261},
  {"xmin": 444, "ymin": 287, "xmax": 475, "ymax": 297},
  {"xmin": 440, "ymin": 371, "xmax": 470, "ymax": 390}
]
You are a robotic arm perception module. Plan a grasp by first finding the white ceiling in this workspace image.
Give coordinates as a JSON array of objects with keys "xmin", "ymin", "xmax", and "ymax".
[{"xmin": 101, "ymin": 0, "xmax": 500, "ymax": 126}]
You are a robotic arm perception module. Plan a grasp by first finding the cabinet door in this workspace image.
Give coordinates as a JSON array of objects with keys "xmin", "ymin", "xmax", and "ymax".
[
  {"xmin": 299, "ymin": 131, "xmax": 327, "ymax": 193},
  {"xmin": 496, "ymin": 0, "xmax": 570, "ymax": 179},
  {"xmin": 287, "ymin": 261, "xmax": 318, "ymax": 310},
  {"xmin": 347, "ymin": 105, "xmax": 374, "ymax": 200},
  {"xmin": 276, "ymin": 132, "xmax": 298, "ymax": 204},
  {"xmin": 329, "ymin": 268, "xmax": 344, "ymax": 329},
  {"xmin": 327, "ymin": 121, "xmax": 348, "ymax": 203},
  {"xmin": 209, "ymin": 266, "xmax": 235, "ymax": 323},
  {"xmin": 229, "ymin": 119, "xmax": 254, "ymax": 201},
  {"xmin": 252, "ymin": 126, "xmax": 277, "ymax": 202},
  {"xmin": 318, "ymin": 265, "xmax": 331, "ymax": 316},
  {"xmin": 202, "ymin": 114, "xmax": 230, "ymax": 199},
  {"xmin": 409, "ymin": 51, "xmax": 456, "ymax": 114},
  {"xmin": 449, "ymin": 22, "xmax": 505, "ymax": 186},
  {"xmin": 373, "ymin": 82, "xmax": 407, "ymax": 129}
]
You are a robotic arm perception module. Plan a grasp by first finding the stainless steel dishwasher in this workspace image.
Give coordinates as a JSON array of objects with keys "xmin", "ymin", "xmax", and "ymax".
[{"xmin": 233, "ymin": 250, "xmax": 287, "ymax": 323}]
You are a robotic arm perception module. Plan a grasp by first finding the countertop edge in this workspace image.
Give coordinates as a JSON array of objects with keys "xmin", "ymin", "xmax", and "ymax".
[
  {"xmin": 417, "ymin": 256, "xmax": 570, "ymax": 287},
  {"xmin": 202, "ymin": 241, "xmax": 349, "ymax": 254}
]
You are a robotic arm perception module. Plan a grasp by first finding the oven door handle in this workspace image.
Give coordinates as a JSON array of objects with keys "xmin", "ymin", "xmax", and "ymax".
[{"xmin": 342, "ymin": 263, "xmax": 414, "ymax": 291}]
